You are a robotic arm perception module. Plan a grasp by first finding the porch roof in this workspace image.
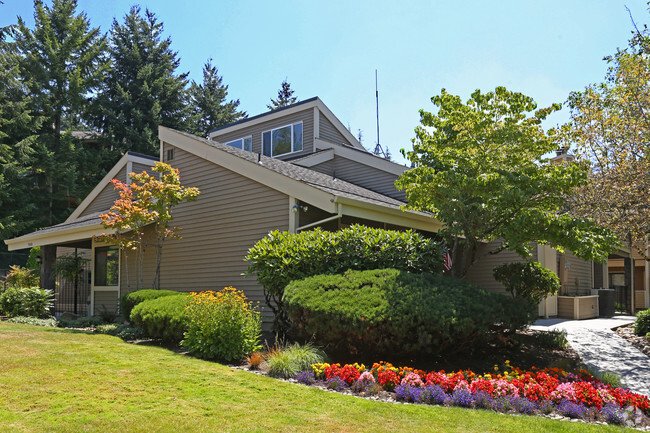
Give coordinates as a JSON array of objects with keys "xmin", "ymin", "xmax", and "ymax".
[{"xmin": 4, "ymin": 211, "xmax": 107, "ymax": 251}]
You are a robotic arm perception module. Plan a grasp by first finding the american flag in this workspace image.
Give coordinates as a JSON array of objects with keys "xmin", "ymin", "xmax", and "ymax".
[{"xmin": 443, "ymin": 249, "xmax": 452, "ymax": 271}]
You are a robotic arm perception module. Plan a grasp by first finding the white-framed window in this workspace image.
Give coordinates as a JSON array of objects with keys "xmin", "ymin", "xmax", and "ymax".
[
  {"xmin": 226, "ymin": 136, "xmax": 252, "ymax": 152},
  {"xmin": 262, "ymin": 122, "xmax": 303, "ymax": 157}
]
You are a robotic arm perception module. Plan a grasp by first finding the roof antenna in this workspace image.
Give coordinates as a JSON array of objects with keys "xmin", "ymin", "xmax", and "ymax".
[{"xmin": 373, "ymin": 69, "xmax": 386, "ymax": 158}]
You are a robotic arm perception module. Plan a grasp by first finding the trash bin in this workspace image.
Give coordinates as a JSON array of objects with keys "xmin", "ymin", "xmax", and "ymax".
[{"xmin": 592, "ymin": 288, "xmax": 616, "ymax": 317}]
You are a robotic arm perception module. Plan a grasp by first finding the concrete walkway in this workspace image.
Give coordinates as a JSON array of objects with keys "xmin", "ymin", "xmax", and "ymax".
[{"xmin": 531, "ymin": 316, "xmax": 650, "ymax": 397}]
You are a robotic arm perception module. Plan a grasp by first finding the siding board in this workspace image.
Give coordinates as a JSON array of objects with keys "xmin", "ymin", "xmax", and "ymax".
[
  {"xmin": 80, "ymin": 167, "xmax": 127, "ymax": 216},
  {"xmin": 465, "ymin": 241, "xmax": 537, "ymax": 294},
  {"xmin": 319, "ymin": 112, "xmax": 349, "ymax": 146},
  {"xmin": 210, "ymin": 109, "xmax": 314, "ymax": 161}
]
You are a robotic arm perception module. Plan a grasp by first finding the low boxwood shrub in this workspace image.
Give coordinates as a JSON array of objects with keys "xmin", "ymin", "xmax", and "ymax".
[
  {"xmin": 245, "ymin": 224, "xmax": 445, "ymax": 333},
  {"xmin": 182, "ymin": 287, "xmax": 261, "ymax": 362},
  {"xmin": 635, "ymin": 309, "xmax": 650, "ymax": 336},
  {"xmin": 0, "ymin": 286, "xmax": 53, "ymax": 317},
  {"xmin": 120, "ymin": 289, "xmax": 184, "ymax": 321},
  {"xmin": 130, "ymin": 294, "xmax": 189, "ymax": 343},
  {"xmin": 284, "ymin": 268, "xmax": 533, "ymax": 358}
]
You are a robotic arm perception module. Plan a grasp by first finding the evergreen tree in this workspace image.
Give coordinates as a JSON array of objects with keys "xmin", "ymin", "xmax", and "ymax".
[
  {"xmin": 94, "ymin": 6, "xmax": 189, "ymax": 156},
  {"xmin": 14, "ymin": 0, "xmax": 108, "ymax": 227},
  {"xmin": 0, "ymin": 26, "xmax": 42, "ymax": 243},
  {"xmin": 267, "ymin": 79, "xmax": 298, "ymax": 110},
  {"xmin": 187, "ymin": 59, "xmax": 246, "ymax": 137}
]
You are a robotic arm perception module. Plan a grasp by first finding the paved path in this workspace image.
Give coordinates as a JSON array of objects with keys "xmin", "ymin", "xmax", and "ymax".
[{"xmin": 531, "ymin": 316, "xmax": 650, "ymax": 397}]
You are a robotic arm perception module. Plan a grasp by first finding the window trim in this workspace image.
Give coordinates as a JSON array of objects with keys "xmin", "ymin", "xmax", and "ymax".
[
  {"xmin": 91, "ymin": 243, "xmax": 121, "ymax": 316},
  {"xmin": 225, "ymin": 135, "xmax": 252, "ymax": 152},
  {"xmin": 262, "ymin": 122, "xmax": 303, "ymax": 157}
]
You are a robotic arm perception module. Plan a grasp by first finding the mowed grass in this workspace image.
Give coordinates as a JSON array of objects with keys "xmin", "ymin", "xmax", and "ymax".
[{"xmin": 0, "ymin": 323, "xmax": 630, "ymax": 433}]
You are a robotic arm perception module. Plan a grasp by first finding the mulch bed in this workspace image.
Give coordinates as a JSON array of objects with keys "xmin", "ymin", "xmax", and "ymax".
[{"xmin": 615, "ymin": 324, "xmax": 650, "ymax": 358}]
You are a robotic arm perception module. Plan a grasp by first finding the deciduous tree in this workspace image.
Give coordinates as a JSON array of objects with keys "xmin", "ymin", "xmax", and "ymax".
[
  {"xmin": 566, "ymin": 24, "xmax": 650, "ymax": 258},
  {"xmin": 396, "ymin": 87, "xmax": 618, "ymax": 278},
  {"xmin": 98, "ymin": 162, "xmax": 199, "ymax": 290}
]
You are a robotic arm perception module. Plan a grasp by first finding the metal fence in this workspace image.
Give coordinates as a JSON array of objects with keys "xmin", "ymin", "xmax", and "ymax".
[
  {"xmin": 53, "ymin": 262, "xmax": 92, "ymax": 316},
  {"xmin": 612, "ymin": 285, "xmax": 631, "ymax": 314}
]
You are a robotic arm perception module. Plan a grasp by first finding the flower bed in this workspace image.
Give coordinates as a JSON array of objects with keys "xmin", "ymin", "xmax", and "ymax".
[{"xmin": 299, "ymin": 361, "xmax": 650, "ymax": 428}]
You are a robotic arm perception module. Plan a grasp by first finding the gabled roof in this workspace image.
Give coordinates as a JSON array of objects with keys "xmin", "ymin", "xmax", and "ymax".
[
  {"xmin": 66, "ymin": 151, "xmax": 158, "ymax": 222},
  {"xmin": 208, "ymin": 97, "xmax": 367, "ymax": 152},
  {"xmin": 161, "ymin": 127, "xmax": 442, "ymax": 232}
]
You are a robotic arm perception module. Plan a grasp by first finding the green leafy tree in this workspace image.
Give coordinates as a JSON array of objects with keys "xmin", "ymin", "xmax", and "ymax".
[
  {"xmin": 396, "ymin": 87, "xmax": 619, "ymax": 278},
  {"xmin": 94, "ymin": 6, "xmax": 189, "ymax": 156},
  {"xmin": 13, "ymin": 0, "xmax": 109, "ymax": 227},
  {"xmin": 187, "ymin": 59, "xmax": 246, "ymax": 137},
  {"xmin": 566, "ymin": 23, "xmax": 650, "ymax": 258},
  {"xmin": 267, "ymin": 79, "xmax": 297, "ymax": 110}
]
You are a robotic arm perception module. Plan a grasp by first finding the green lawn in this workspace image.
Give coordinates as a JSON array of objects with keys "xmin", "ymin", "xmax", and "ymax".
[{"xmin": 0, "ymin": 323, "xmax": 629, "ymax": 432}]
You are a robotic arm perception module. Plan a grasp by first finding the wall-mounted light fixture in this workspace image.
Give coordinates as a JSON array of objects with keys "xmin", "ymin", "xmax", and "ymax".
[{"xmin": 291, "ymin": 204, "xmax": 308, "ymax": 213}]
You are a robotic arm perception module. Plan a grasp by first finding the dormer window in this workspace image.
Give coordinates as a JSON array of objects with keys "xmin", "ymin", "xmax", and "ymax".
[
  {"xmin": 262, "ymin": 122, "xmax": 303, "ymax": 157},
  {"xmin": 226, "ymin": 136, "xmax": 252, "ymax": 152}
]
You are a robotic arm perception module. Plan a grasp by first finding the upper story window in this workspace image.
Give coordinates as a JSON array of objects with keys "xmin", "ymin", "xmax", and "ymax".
[
  {"xmin": 226, "ymin": 136, "xmax": 252, "ymax": 152},
  {"xmin": 262, "ymin": 122, "xmax": 303, "ymax": 157}
]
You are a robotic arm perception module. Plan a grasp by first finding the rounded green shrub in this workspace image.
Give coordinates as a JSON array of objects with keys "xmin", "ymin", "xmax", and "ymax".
[
  {"xmin": 182, "ymin": 287, "xmax": 261, "ymax": 362},
  {"xmin": 634, "ymin": 309, "xmax": 650, "ymax": 336},
  {"xmin": 130, "ymin": 294, "xmax": 189, "ymax": 343},
  {"xmin": 493, "ymin": 261, "xmax": 561, "ymax": 305},
  {"xmin": 120, "ymin": 289, "xmax": 184, "ymax": 321},
  {"xmin": 245, "ymin": 224, "xmax": 445, "ymax": 332},
  {"xmin": 0, "ymin": 286, "xmax": 53, "ymax": 317},
  {"xmin": 283, "ymin": 268, "xmax": 533, "ymax": 358}
]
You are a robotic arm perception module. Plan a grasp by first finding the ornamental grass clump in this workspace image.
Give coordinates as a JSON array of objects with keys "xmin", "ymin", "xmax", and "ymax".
[
  {"xmin": 267, "ymin": 343, "xmax": 326, "ymax": 378},
  {"xmin": 182, "ymin": 287, "xmax": 261, "ymax": 362}
]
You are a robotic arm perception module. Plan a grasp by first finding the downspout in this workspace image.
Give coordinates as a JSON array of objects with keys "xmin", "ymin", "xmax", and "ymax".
[{"xmin": 296, "ymin": 202, "xmax": 343, "ymax": 232}]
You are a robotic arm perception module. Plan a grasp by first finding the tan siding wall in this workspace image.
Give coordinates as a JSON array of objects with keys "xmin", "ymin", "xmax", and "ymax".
[
  {"xmin": 94, "ymin": 290, "xmax": 119, "ymax": 314},
  {"xmin": 80, "ymin": 167, "xmax": 127, "ymax": 216},
  {"xmin": 132, "ymin": 162, "xmax": 155, "ymax": 175},
  {"xmin": 210, "ymin": 109, "xmax": 314, "ymax": 160},
  {"xmin": 464, "ymin": 241, "xmax": 537, "ymax": 294},
  {"xmin": 319, "ymin": 112, "xmax": 348, "ymax": 145},
  {"xmin": 557, "ymin": 298, "xmax": 574, "ymax": 318},
  {"xmin": 310, "ymin": 155, "xmax": 405, "ymax": 201},
  {"xmin": 120, "ymin": 144, "xmax": 290, "ymax": 326},
  {"xmin": 560, "ymin": 251, "xmax": 593, "ymax": 295}
]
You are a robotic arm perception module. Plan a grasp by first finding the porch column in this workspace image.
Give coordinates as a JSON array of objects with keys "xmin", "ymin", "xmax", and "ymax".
[
  {"xmin": 646, "ymin": 257, "xmax": 650, "ymax": 309},
  {"xmin": 624, "ymin": 257, "xmax": 635, "ymax": 313},
  {"xmin": 40, "ymin": 245, "xmax": 56, "ymax": 292}
]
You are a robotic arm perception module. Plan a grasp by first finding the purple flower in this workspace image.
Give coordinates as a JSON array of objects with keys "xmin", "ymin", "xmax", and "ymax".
[
  {"xmin": 600, "ymin": 403, "xmax": 625, "ymax": 425},
  {"xmin": 473, "ymin": 391, "xmax": 494, "ymax": 410},
  {"xmin": 294, "ymin": 370, "xmax": 315, "ymax": 385},
  {"xmin": 557, "ymin": 400, "xmax": 587, "ymax": 419},
  {"xmin": 451, "ymin": 389, "xmax": 474, "ymax": 408},
  {"xmin": 419, "ymin": 385, "xmax": 447, "ymax": 405},
  {"xmin": 325, "ymin": 376, "xmax": 347, "ymax": 391},
  {"xmin": 511, "ymin": 397, "xmax": 537, "ymax": 415},
  {"xmin": 395, "ymin": 385, "xmax": 422, "ymax": 403}
]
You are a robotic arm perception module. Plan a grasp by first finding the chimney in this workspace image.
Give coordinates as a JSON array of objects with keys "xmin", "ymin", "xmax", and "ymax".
[{"xmin": 551, "ymin": 146, "xmax": 574, "ymax": 165}]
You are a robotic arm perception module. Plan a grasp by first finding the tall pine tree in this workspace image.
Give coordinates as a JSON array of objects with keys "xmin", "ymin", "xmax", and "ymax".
[
  {"xmin": 14, "ymin": 0, "xmax": 108, "ymax": 227},
  {"xmin": 267, "ymin": 79, "xmax": 298, "ymax": 110},
  {"xmin": 0, "ymin": 25, "xmax": 42, "ymax": 245},
  {"xmin": 94, "ymin": 6, "xmax": 189, "ymax": 156},
  {"xmin": 187, "ymin": 59, "xmax": 246, "ymax": 137}
]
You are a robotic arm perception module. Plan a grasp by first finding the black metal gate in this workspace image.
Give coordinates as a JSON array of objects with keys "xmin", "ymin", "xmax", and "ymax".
[
  {"xmin": 54, "ymin": 260, "xmax": 92, "ymax": 316},
  {"xmin": 612, "ymin": 285, "xmax": 632, "ymax": 314}
]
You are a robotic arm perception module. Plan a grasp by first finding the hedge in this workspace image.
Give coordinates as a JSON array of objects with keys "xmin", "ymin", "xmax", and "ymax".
[
  {"xmin": 120, "ymin": 289, "xmax": 184, "ymax": 321},
  {"xmin": 283, "ymin": 268, "xmax": 533, "ymax": 358},
  {"xmin": 130, "ymin": 295, "xmax": 189, "ymax": 343},
  {"xmin": 245, "ymin": 224, "xmax": 445, "ymax": 332}
]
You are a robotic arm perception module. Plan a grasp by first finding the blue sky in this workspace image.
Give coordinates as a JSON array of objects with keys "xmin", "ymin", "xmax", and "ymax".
[{"xmin": 2, "ymin": 0, "xmax": 648, "ymax": 164}]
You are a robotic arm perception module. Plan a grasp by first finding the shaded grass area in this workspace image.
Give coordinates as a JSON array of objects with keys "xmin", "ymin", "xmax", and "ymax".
[{"xmin": 0, "ymin": 323, "xmax": 631, "ymax": 433}]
